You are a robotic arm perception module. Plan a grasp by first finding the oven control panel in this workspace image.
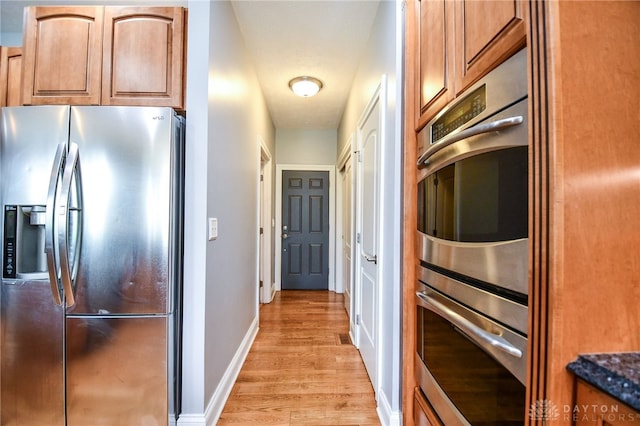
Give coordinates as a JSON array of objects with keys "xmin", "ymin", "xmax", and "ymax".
[{"xmin": 431, "ymin": 85, "xmax": 486, "ymax": 143}]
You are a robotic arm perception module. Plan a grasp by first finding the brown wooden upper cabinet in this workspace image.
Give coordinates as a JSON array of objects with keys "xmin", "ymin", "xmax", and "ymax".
[
  {"xmin": 417, "ymin": 0, "xmax": 455, "ymax": 128},
  {"xmin": 21, "ymin": 6, "xmax": 186, "ymax": 110},
  {"xmin": 22, "ymin": 7, "xmax": 104, "ymax": 106},
  {"xmin": 456, "ymin": 0, "xmax": 527, "ymax": 94},
  {"xmin": 416, "ymin": 0, "xmax": 526, "ymax": 128},
  {"xmin": 102, "ymin": 7, "xmax": 186, "ymax": 108},
  {"xmin": 0, "ymin": 47, "xmax": 23, "ymax": 107}
]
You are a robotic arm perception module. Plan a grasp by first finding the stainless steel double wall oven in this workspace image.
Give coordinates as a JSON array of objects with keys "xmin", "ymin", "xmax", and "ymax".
[{"xmin": 415, "ymin": 48, "xmax": 529, "ymax": 425}]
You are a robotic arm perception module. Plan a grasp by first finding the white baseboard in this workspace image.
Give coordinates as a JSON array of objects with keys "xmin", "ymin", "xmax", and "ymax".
[
  {"xmin": 177, "ymin": 316, "xmax": 259, "ymax": 426},
  {"xmin": 377, "ymin": 390, "xmax": 402, "ymax": 426},
  {"xmin": 349, "ymin": 328, "xmax": 358, "ymax": 349},
  {"xmin": 176, "ymin": 413, "xmax": 207, "ymax": 426}
]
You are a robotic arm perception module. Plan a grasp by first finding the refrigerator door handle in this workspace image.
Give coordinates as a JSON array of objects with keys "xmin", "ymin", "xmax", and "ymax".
[
  {"xmin": 58, "ymin": 142, "xmax": 82, "ymax": 308},
  {"xmin": 45, "ymin": 143, "xmax": 66, "ymax": 306}
]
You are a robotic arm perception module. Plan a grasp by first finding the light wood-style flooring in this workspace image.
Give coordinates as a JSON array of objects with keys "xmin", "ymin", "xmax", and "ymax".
[{"xmin": 218, "ymin": 290, "xmax": 380, "ymax": 425}]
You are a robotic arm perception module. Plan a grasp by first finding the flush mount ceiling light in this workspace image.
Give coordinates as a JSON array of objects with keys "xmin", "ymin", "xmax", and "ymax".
[{"xmin": 288, "ymin": 76, "xmax": 323, "ymax": 97}]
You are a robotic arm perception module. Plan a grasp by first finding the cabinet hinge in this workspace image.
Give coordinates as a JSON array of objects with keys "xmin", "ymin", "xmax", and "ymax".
[
  {"xmin": 356, "ymin": 232, "xmax": 361, "ymax": 243},
  {"xmin": 356, "ymin": 314, "xmax": 360, "ymax": 325}
]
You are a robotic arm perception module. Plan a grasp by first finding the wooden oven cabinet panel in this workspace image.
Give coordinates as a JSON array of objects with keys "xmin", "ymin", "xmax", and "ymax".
[
  {"xmin": 414, "ymin": 387, "xmax": 444, "ymax": 426},
  {"xmin": 417, "ymin": 0, "xmax": 456, "ymax": 128},
  {"xmin": 454, "ymin": 0, "xmax": 526, "ymax": 94},
  {"xmin": 102, "ymin": 7, "xmax": 186, "ymax": 109},
  {"xmin": 0, "ymin": 47, "xmax": 23, "ymax": 107},
  {"xmin": 21, "ymin": 6, "xmax": 104, "ymax": 105}
]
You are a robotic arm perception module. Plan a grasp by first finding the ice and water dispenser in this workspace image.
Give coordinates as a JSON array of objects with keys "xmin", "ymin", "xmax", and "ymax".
[{"xmin": 3, "ymin": 205, "xmax": 49, "ymax": 280}]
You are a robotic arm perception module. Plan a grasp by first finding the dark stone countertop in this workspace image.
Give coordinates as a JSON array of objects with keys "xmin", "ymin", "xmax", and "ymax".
[{"xmin": 567, "ymin": 352, "xmax": 640, "ymax": 411}]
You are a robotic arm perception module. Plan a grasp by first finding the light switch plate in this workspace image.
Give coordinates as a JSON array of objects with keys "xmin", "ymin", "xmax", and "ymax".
[{"xmin": 208, "ymin": 217, "xmax": 218, "ymax": 240}]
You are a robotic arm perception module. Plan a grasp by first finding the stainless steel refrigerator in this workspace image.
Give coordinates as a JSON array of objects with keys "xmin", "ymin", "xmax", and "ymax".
[{"xmin": 0, "ymin": 105, "xmax": 184, "ymax": 425}]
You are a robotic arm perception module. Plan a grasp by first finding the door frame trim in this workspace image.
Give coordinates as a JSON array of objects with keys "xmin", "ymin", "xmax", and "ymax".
[
  {"xmin": 257, "ymin": 137, "xmax": 274, "ymax": 304},
  {"xmin": 336, "ymin": 133, "xmax": 355, "ymax": 316},
  {"xmin": 275, "ymin": 164, "xmax": 336, "ymax": 292}
]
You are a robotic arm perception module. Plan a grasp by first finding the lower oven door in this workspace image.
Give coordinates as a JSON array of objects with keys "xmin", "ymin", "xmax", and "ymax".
[{"xmin": 416, "ymin": 283, "xmax": 527, "ymax": 425}]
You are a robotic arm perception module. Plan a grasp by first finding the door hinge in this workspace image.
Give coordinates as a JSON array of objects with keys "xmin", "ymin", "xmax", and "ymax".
[
  {"xmin": 355, "ymin": 150, "xmax": 362, "ymax": 162},
  {"xmin": 259, "ymin": 280, "xmax": 263, "ymax": 288},
  {"xmin": 356, "ymin": 314, "xmax": 360, "ymax": 325},
  {"xmin": 260, "ymin": 227, "xmax": 264, "ymax": 235},
  {"xmin": 356, "ymin": 232, "xmax": 361, "ymax": 243},
  {"xmin": 260, "ymin": 174, "xmax": 264, "ymax": 182}
]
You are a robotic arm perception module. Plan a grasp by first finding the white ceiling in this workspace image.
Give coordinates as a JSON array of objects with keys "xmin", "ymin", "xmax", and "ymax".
[
  {"xmin": 0, "ymin": 0, "xmax": 381, "ymax": 130},
  {"xmin": 231, "ymin": 0, "xmax": 380, "ymax": 129}
]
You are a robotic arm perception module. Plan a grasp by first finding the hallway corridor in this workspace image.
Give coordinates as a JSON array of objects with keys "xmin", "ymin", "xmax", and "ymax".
[{"xmin": 218, "ymin": 291, "xmax": 380, "ymax": 425}]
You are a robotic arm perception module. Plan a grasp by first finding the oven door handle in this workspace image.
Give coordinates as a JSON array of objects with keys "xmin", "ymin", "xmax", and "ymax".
[
  {"xmin": 416, "ymin": 291, "xmax": 523, "ymax": 358},
  {"xmin": 417, "ymin": 116, "xmax": 524, "ymax": 167}
]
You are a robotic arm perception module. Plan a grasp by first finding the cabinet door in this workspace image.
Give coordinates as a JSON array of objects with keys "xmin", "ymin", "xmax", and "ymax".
[
  {"xmin": 22, "ymin": 7, "xmax": 103, "ymax": 105},
  {"xmin": 102, "ymin": 7, "xmax": 186, "ymax": 109},
  {"xmin": 0, "ymin": 47, "xmax": 22, "ymax": 106},
  {"xmin": 455, "ymin": 0, "xmax": 526, "ymax": 93},
  {"xmin": 418, "ymin": 0, "xmax": 456, "ymax": 128},
  {"xmin": 575, "ymin": 380, "xmax": 640, "ymax": 426}
]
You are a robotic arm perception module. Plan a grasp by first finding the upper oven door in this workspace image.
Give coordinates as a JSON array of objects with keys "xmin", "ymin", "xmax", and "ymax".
[
  {"xmin": 417, "ymin": 97, "xmax": 528, "ymax": 176},
  {"xmin": 416, "ymin": 98, "xmax": 529, "ymax": 296}
]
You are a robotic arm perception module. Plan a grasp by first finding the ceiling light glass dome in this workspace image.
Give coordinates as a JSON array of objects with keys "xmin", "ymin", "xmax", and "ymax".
[{"xmin": 288, "ymin": 76, "xmax": 323, "ymax": 97}]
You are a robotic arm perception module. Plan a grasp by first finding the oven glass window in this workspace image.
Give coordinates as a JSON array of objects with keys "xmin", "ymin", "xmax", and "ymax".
[
  {"xmin": 417, "ymin": 305, "xmax": 526, "ymax": 425},
  {"xmin": 418, "ymin": 146, "xmax": 527, "ymax": 242}
]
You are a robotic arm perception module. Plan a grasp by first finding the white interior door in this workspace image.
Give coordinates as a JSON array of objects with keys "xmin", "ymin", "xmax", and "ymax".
[
  {"xmin": 341, "ymin": 156, "xmax": 353, "ymax": 317},
  {"xmin": 356, "ymin": 95, "xmax": 380, "ymax": 389}
]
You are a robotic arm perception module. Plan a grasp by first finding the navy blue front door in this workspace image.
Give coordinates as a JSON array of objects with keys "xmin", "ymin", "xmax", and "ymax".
[{"xmin": 281, "ymin": 170, "xmax": 329, "ymax": 290}]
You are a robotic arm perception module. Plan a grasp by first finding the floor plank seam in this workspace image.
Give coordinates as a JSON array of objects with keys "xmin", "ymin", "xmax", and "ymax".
[{"xmin": 218, "ymin": 291, "xmax": 379, "ymax": 425}]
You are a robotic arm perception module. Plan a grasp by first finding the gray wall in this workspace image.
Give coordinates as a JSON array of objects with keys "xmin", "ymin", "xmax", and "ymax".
[
  {"xmin": 337, "ymin": 0, "xmax": 403, "ymax": 420},
  {"xmin": 182, "ymin": 0, "xmax": 276, "ymax": 420},
  {"xmin": 0, "ymin": 32, "xmax": 20, "ymax": 46},
  {"xmin": 275, "ymin": 128, "xmax": 337, "ymax": 165}
]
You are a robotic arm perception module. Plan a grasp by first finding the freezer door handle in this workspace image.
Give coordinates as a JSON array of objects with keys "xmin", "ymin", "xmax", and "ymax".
[
  {"xmin": 58, "ymin": 143, "xmax": 82, "ymax": 308},
  {"xmin": 45, "ymin": 143, "xmax": 66, "ymax": 306}
]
